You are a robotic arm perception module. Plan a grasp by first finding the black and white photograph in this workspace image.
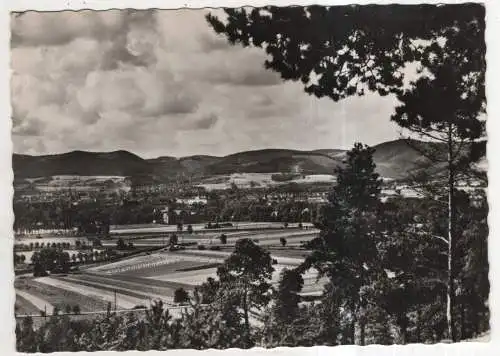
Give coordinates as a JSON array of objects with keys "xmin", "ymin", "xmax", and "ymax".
[{"xmin": 10, "ymin": 2, "xmax": 489, "ymax": 352}]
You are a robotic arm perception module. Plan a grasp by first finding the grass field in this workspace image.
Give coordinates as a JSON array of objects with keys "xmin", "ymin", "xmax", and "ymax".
[
  {"xmin": 14, "ymin": 226, "xmax": 325, "ymax": 319},
  {"xmin": 35, "ymin": 277, "xmax": 149, "ymax": 309},
  {"xmin": 15, "ymin": 294, "xmax": 40, "ymax": 315},
  {"xmin": 16, "ymin": 278, "xmax": 110, "ymax": 313}
]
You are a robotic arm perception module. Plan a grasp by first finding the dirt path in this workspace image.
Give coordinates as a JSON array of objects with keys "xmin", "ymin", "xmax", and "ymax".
[{"xmin": 16, "ymin": 290, "xmax": 54, "ymax": 315}]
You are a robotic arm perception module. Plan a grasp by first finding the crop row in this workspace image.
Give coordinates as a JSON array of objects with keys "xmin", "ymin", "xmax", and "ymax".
[{"xmin": 17, "ymin": 278, "xmax": 111, "ymax": 312}]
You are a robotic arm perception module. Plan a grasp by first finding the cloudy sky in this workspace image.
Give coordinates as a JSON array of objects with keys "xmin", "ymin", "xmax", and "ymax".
[{"xmin": 11, "ymin": 9, "xmax": 402, "ymax": 158}]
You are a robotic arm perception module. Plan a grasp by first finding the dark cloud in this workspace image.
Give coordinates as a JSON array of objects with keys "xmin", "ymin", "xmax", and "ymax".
[
  {"xmin": 154, "ymin": 95, "xmax": 199, "ymax": 116},
  {"xmin": 11, "ymin": 10, "xmax": 159, "ymax": 72},
  {"xmin": 12, "ymin": 118, "xmax": 44, "ymax": 136},
  {"xmin": 189, "ymin": 113, "xmax": 218, "ymax": 130},
  {"xmin": 168, "ymin": 99, "xmax": 199, "ymax": 115},
  {"xmin": 100, "ymin": 37, "xmax": 156, "ymax": 70},
  {"xmin": 11, "ymin": 10, "xmax": 127, "ymax": 47}
]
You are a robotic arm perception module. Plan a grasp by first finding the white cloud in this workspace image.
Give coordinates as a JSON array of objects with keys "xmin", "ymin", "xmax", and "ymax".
[{"xmin": 11, "ymin": 9, "xmax": 401, "ymax": 158}]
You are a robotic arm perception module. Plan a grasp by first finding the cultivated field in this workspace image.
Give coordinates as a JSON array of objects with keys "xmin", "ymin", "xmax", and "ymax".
[
  {"xmin": 196, "ymin": 173, "xmax": 336, "ymax": 190},
  {"xmin": 14, "ymin": 224, "xmax": 324, "ymax": 321}
]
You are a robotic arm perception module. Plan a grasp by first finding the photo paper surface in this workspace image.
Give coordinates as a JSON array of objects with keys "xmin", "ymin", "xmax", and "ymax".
[{"xmin": 7, "ymin": 1, "xmax": 493, "ymax": 353}]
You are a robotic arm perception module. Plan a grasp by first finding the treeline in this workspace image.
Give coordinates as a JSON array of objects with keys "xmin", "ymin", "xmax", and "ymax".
[
  {"xmin": 16, "ymin": 240, "xmax": 138, "ymax": 273},
  {"xmin": 14, "ymin": 189, "xmax": 322, "ymax": 235}
]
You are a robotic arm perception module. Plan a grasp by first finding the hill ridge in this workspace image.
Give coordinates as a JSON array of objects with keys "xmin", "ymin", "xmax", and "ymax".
[{"xmin": 12, "ymin": 139, "xmax": 455, "ymax": 180}]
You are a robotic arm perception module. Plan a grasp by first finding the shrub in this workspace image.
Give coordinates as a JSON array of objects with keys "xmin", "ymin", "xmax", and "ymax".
[
  {"xmin": 72, "ymin": 305, "xmax": 81, "ymax": 315},
  {"xmin": 209, "ymin": 246, "xmax": 221, "ymax": 251},
  {"xmin": 219, "ymin": 234, "xmax": 227, "ymax": 244},
  {"xmin": 174, "ymin": 288, "xmax": 190, "ymax": 304},
  {"xmin": 198, "ymin": 245, "xmax": 206, "ymax": 250},
  {"xmin": 169, "ymin": 233, "xmax": 178, "ymax": 245},
  {"xmin": 280, "ymin": 237, "xmax": 287, "ymax": 247},
  {"xmin": 116, "ymin": 238, "xmax": 126, "ymax": 250}
]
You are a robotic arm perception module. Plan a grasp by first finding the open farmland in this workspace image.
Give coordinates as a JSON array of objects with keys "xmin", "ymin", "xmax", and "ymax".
[
  {"xmin": 195, "ymin": 173, "xmax": 336, "ymax": 190},
  {"xmin": 15, "ymin": 293, "xmax": 46, "ymax": 316},
  {"xmin": 15, "ymin": 277, "xmax": 109, "ymax": 313},
  {"xmin": 87, "ymin": 251, "xmax": 222, "ymax": 275},
  {"xmin": 14, "ymin": 225, "xmax": 325, "ymax": 319},
  {"xmin": 104, "ymin": 228, "xmax": 319, "ymax": 248},
  {"xmin": 109, "ymin": 222, "xmax": 313, "ymax": 235},
  {"xmin": 35, "ymin": 277, "xmax": 152, "ymax": 310}
]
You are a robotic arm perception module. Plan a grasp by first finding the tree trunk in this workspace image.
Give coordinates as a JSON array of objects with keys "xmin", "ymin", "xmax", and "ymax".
[
  {"xmin": 348, "ymin": 300, "xmax": 356, "ymax": 345},
  {"xmin": 460, "ymin": 302, "xmax": 466, "ymax": 340},
  {"xmin": 416, "ymin": 308, "xmax": 421, "ymax": 343},
  {"xmin": 360, "ymin": 317, "xmax": 366, "ymax": 346},
  {"xmin": 398, "ymin": 315, "xmax": 408, "ymax": 344},
  {"xmin": 243, "ymin": 289, "xmax": 250, "ymax": 347},
  {"xmin": 446, "ymin": 123, "xmax": 458, "ymax": 342}
]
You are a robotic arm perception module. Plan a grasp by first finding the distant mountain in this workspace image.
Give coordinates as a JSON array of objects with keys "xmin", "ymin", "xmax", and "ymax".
[
  {"xmin": 372, "ymin": 139, "xmax": 446, "ymax": 179},
  {"xmin": 203, "ymin": 149, "xmax": 343, "ymax": 175},
  {"xmin": 14, "ymin": 139, "xmax": 480, "ymax": 181},
  {"xmin": 13, "ymin": 150, "xmax": 153, "ymax": 179},
  {"xmin": 311, "ymin": 149, "xmax": 347, "ymax": 158}
]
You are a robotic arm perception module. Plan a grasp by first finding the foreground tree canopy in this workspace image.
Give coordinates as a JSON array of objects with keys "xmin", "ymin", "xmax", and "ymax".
[
  {"xmin": 207, "ymin": 3, "xmax": 486, "ymax": 343},
  {"xmin": 207, "ymin": 4, "xmax": 485, "ymax": 103}
]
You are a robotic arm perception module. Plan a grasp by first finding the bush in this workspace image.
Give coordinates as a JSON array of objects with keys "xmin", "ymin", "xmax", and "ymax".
[
  {"xmin": 272, "ymin": 258, "xmax": 278, "ymax": 265},
  {"xmin": 33, "ymin": 265, "xmax": 48, "ymax": 278},
  {"xmin": 174, "ymin": 288, "xmax": 190, "ymax": 304},
  {"xmin": 72, "ymin": 305, "xmax": 81, "ymax": 315},
  {"xmin": 280, "ymin": 237, "xmax": 287, "ymax": 247},
  {"xmin": 209, "ymin": 246, "xmax": 221, "ymax": 251},
  {"xmin": 169, "ymin": 233, "xmax": 178, "ymax": 245},
  {"xmin": 219, "ymin": 234, "xmax": 227, "ymax": 244},
  {"xmin": 197, "ymin": 245, "xmax": 206, "ymax": 250},
  {"xmin": 116, "ymin": 238, "xmax": 126, "ymax": 250}
]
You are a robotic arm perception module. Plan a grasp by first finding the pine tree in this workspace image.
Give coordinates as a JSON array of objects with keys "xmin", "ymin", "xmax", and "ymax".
[
  {"xmin": 206, "ymin": 5, "xmax": 484, "ymax": 103},
  {"xmin": 302, "ymin": 143, "xmax": 384, "ymax": 345},
  {"xmin": 390, "ymin": 44, "xmax": 485, "ymax": 341},
  {"xmin": 216, "ymin": 238, "xmax": 274, "ymax": 347},
  {"xmin": 273, "ymin": 268, "xmax": 303, "ymax": 323}
]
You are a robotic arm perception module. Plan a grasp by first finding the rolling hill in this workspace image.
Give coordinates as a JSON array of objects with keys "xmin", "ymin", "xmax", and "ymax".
[
  {"xmin": 13, "ymin": 139, "xmax": 476, "ymax": 181},
  {"xmin": 203, "ymin": 149, "xmax": 344, "ymax": 175},
  {"xmin": 371, "ymin": 139, "xmax": 446, "ymax": 179},
  {"xmin": 13, "ymin": 150, "xmax": 153, "ymax": 179}
]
